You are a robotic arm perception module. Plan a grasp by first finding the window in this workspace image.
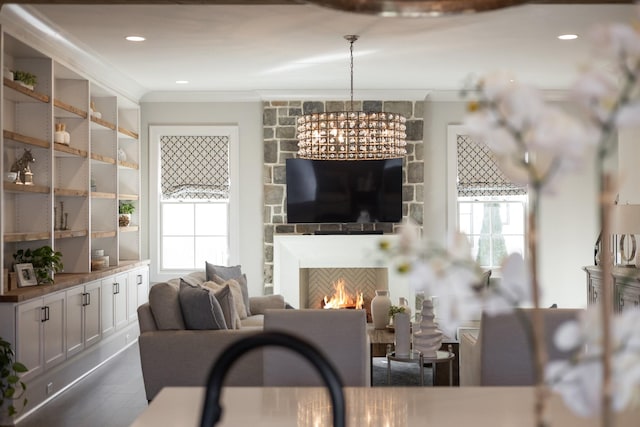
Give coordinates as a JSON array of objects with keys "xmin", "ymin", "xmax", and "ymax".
[
  {"xmin": 448, "ymin": 126, "xmax": 527, "ymax": 269},
  {"xmin": 150, "ymin": 126, "xmax": 239, "ymax": 281}
]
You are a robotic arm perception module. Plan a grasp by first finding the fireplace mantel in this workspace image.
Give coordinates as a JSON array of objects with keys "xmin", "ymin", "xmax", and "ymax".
[{"xmin": 273, "ymin": 234, "xmax": 412, "ymax": 310}]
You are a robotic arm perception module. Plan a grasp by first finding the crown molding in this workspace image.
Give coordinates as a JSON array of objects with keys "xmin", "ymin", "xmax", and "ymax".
[{"xmin": 0, "ymin": 4, "xmax": 146, "ymax": 102}]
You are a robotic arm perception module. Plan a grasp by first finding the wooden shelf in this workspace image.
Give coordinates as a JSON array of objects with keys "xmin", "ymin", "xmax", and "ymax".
[
  {"xmin": 90, "ymin": 153, "xmax": 116, "ymax": 164},
  {"xmin": 55, "ymin": 188, "xmax": 89, "ymax": 197},
  {"xmin": 53, "ymin": 99, "xmax": 88, "ymax": 119},
  {"xmin": 5, "ymin": 231, "xmax": 51, "ymax": 243},
  {"xmin": 54, "ymin": 229, "xmax": 88, "ymax": 239},
  {"xmin": 3, "ymin": 78, "xmax": 50, "ymax": 103},
  {"xmin": 91, "ymin": 230, "xmax": 116, "ymax": 239},
  {"xmin": 90, "ymin": 116, "xmax": 116, "ymax": 131},
  {"xmin": 119, "ymin": 226, "xmax": 139, "ymax": 233},
  {"xmin": 118, "ymin": 127, "xmax": 138, "ymax": 140},
  {"xmin": 3, "ymin": 182, "xmax": 50, "ymax": 194},
  {"xmin": 118, "ymin": 160, "xmax": 139, "ymax": 170},
  {"xmin": 118, "ymin": 194, "xmax": 138, "ymax": 201},
  {"xmin": 3, "ymin": 130, "xmax": 50, "ymax": 149},
  {"xmin": 54, "ymin": 143, "xmax": 88, "ymax": 158},
  {"xmin": 91, "ymin": 191, "xmax": 116, "ymax": 199}
]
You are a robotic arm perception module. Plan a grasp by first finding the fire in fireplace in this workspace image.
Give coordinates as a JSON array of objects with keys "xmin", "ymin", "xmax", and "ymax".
[{"xmin": 321, "ymin": 279, "xmax": 364, "ymax": 310}]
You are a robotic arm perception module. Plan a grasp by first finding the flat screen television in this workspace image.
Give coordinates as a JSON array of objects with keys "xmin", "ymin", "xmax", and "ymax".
[{"xmin": 285, "ymin": 158, "xmax": 403, "ymax": 224}]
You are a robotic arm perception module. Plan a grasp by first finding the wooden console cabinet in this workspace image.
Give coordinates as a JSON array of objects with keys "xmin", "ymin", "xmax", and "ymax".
[{"xmin": 584, "ymin": 266, "xmax": 640, "ymax": 312}]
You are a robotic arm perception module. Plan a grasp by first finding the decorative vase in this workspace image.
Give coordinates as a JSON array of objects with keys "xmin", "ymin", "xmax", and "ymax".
[
  {"xmin": 394, "ymin": 312, "xmax": 411, "ymax": 357},
  {"xmin": 413, "ymin": 299, "xmax": 443, "ymax": 357},
  {"xmin": 399, "ymin": 297, "xmax": 412, "ymax": 320},
  {"xmin": 54, "ymin": 123, "xmax": 67, "ymax": 144},
  {"xmin": 371, "ymin": 290, "xmax": 391, "ymax": 329}
]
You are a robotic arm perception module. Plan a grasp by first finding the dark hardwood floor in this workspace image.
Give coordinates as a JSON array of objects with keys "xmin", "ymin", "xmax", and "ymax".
[{"xmin": 17, "ymin": 343, "xmax": 148, "ymax": 427}]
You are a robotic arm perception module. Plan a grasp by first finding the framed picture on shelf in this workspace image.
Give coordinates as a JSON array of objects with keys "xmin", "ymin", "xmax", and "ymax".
[{"xmin": 15, "ymin": 263, "xmax": 37, "ymax": 287}]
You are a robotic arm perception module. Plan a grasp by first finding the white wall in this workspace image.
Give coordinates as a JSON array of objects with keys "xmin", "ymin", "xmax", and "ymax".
[
  {"xmin": 423, "ymin": 94, "xmax": 599, "ymax": 308},
  {"xmin": 140, "ymin": 101, "xmax": 264, "ymax": 296}
]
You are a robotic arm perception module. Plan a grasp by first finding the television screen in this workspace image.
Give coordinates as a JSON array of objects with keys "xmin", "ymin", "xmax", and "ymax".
[{"xmin": 285, "ymin": 158, "xmax": 403, "ymax": 224}]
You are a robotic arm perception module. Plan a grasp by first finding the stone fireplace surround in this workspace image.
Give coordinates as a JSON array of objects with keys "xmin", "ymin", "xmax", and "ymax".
[{"xmin": 273, "ymin": 234, "xmax": 413, "ymax": 311}]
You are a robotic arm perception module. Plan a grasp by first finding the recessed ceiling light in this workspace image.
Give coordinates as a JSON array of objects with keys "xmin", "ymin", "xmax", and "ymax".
[
  {"xmin": 558, "ymin": 34, "xmax": 578, "ymax": 40},
  {"xmin": 125, "ymin": 36, "xmax": 146, "ymax": 42},
  {"xmin": 176, "ymin": 80, "xmax": 189, "ymax": 84}
]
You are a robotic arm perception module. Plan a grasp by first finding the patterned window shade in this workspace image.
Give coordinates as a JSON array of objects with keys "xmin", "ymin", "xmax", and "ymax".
[
  {"xmin": 161, "ymin": 135, "xmax": 230, "ymax": 200},
  {"xmin": 457, "ymin": 134, "xmax": 526, "ymax": 197}
]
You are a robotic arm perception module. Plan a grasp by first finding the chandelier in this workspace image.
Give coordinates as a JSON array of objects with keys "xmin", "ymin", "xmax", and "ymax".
[{"xmin": 296, "ymin": 35, "xmax": 407, "ymax": 161}]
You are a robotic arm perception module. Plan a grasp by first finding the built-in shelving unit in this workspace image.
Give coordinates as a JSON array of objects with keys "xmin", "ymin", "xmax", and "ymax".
[{"xmin": 2, "ymin": 30, "xmax": 141, "ymax": 293}]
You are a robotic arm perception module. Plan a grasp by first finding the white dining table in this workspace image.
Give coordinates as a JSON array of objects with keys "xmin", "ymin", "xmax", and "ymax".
[{"xmin": 130, "ymin": 386, "xmax": 640, "ymax": 426}]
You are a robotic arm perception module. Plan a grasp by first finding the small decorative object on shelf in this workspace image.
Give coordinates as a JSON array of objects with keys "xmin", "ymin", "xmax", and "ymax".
[
  {"xmin": 117, "ymin": 148, "xmax": 127, "ymax": 161},
  {"xmin": 54, "ymin": 123, "xmax": 70, "ymax": 145},
  {"xmin": 90, "ymin": 176, "xmax": 97, "ymax": 192},
  {"xmin": 119, "ymin": 201, "xmax": 135, "ymax": 227},
  {"xmin": 55, "ymin": 201, "xmax": 69, "ymax": 231},
  {"xmin": 4, "ymin": 172, "xmax": 17, "ymax": 183},
  {"xmin": 10, "ymin": 149, "xmax": 35, "ymax": 185},
  {"xmin": 12, "ymin": 70, "xmax": 36, "ymax": 90},
  {"xmin": 413, "ymin": 299, "xmax": 443, "ymax": 357},
  {"xmin": 90, "ymin": 101, "xmax": 102, "ymax": 119},
  {"xmin": 14, "ymin": 263, "xmax": 37, "ymax": 288},
  {"xmin": 3, "ymin": 66, "xmax": 13, "ymax": 80},
  {"xmin": 371, "ymin": 290, "xmax": 392, "ymax": 329}
]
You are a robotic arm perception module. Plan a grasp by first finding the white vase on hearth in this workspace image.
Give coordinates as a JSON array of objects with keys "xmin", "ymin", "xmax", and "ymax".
[{"xmin": 371, "ymin": 290, "xmax": 391, "ymax": 329}]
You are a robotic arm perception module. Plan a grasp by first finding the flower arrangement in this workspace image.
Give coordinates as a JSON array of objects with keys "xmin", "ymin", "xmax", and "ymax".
[{"xmin": 378, "ymin": 17, "xmax": 640, "ymax": 427}]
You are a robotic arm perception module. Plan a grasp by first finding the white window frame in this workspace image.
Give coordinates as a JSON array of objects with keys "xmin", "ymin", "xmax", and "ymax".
[
  {"xmin": 447, "ymin": 125, "xmax": 528, "ymax": 274},
  {"xmin": 149, "ymin": 125, "xmax": 240, "ymax": 282}
]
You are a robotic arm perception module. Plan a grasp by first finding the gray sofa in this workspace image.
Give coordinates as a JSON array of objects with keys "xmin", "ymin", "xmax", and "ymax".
[
  {"xmin": 137, "ymin": 272, "xmax": 286, "ymax": 400},
  {"xmin": 138, "ymin": 273, "xmax": 370, "ymax": 401}
]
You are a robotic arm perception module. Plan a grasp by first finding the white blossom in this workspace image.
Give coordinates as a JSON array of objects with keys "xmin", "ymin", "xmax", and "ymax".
[
  {"xmin": 548, "ymin": 306, "xmax": 640, "ymax": 417},
  {"xmin": 483, "ymin": 253, "xmax": 531, "ymax": 316}
]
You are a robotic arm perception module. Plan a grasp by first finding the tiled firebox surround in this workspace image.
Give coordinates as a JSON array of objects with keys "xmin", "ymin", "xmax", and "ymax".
[{"xmin": 263, "ymin": 100, "xmax": 424, "ymax": 290}]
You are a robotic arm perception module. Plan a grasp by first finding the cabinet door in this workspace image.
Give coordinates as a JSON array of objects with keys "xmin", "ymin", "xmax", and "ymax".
[
  {"xmin": 66, "ymin": 287, "xmax": 85, "ymax": 358},
  {"xmin": 136, "ymin": 267, "xmax": 150, "ymax": 307},
  {"xmin": 16, "ymin": 299, "xmax": 44, "ymax": 380},
  {"xmin": 618, "ymin": 283, "xmax": 640, "ymax": 312},
  {"xmin": 113, "ymin": 273, "xmax": 128, "ymax": 331},
  {"xmin": 101, "ymin": 277, "xmax": 115, "ymax": 337},
  {"xmin": 84, "ymin": 281, "xmax": 102, "ymax": 347},
  {"xmin": 43, "ymin": 292, "xmax": 66, "ymax": 371}
]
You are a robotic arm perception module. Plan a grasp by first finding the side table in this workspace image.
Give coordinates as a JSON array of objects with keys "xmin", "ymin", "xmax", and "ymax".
[{"xmin": 387, "ymin": 345, "xmax": 455, "ymax": 386}]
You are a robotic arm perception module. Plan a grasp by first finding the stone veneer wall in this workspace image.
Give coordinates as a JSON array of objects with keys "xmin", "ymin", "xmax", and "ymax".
[{"xmin": 262, "ymin": 100, "xmax": 424, "ymax": 289}]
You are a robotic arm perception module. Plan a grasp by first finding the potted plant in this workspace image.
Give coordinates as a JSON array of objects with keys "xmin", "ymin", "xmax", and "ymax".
[
  {"xmin": 387, "ymin": 305, "xmax": 406, "ymax": 326},
  {"xmin": 119, "ymin": 201, "xmax": 135, "ymax": 227},
  {"xmin": 13, "ymin": 246, "xmax": 63, "ymax": 284},
  {"xmin": 12, "ymin": 70, "xmax": 37, "ymax": 90},
  {"xmin": 0, "ymin": 337, "xmax": 27, "ymax": 419}
]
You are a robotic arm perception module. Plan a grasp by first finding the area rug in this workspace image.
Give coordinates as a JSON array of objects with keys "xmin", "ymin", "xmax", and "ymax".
[{"xmin": 371, "ymin": 357, "xmax": 433, "ymax": 386}]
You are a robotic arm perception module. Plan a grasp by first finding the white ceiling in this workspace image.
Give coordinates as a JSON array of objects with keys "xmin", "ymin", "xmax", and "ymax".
[{"xmin": 4, "ymin": 2, "xmax": 636, "ymax": 100}]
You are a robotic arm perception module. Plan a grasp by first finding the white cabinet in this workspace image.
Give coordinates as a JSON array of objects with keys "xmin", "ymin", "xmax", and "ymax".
[
  {"xmin": 16, "ymin": 291, "xmax": 66, "ymax": 380},
  {"xmin": 66, "ymin": 280, "xmax": 101, "ymax": 358},
  {"xmin": 101, "ymin": 272, "xmax": 127, "ymax": 336},
  {"xmin": 127, "ymin": 266, "xmax": 149, "ymax": 323}
]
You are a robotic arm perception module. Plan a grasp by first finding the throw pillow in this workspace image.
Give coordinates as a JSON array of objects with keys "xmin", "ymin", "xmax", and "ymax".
[
  {"xmin": 205, "ymin": 262, "xmax": 251, "ymax": 316},
  {"xmin": 208, "ymin": 284, "xmax": 240, "ymax": 329},
  {"xmin": 178, "ymin": 280, "xmax": 227, "ymax": 330},
  {"xmin": 205, "ymin": 262, "xmax": 242, "ymax": 282},
  {"xmin": 148, "ymin": 282, "xmax": 185, "ymax": 330},
  {"xmin": 204, "ymin": 279, "xmax": 247, "ymax": 320}
]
